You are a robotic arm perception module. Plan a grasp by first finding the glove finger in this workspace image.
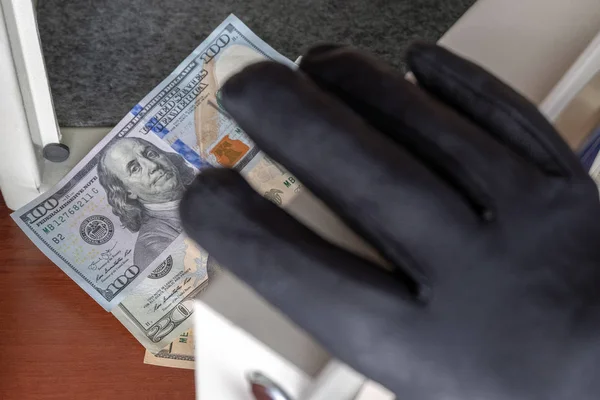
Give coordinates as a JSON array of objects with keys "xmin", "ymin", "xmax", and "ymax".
[
  {"xmin": 179, "ymin": 168, "xmax": 418, "ymax": 363},
  {"xmin": 299, "ymin": 45, "xmax": 540, "ymax": 211},
  {"xmin": 220, "ymin": 61, "xmax": 479, "ymax": 287},
  {"xmin": 406, "ymin": 42, "xmax": 585, "ymax": 179}
]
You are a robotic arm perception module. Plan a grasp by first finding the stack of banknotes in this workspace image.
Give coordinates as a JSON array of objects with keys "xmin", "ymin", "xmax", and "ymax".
[{"xmin": 12, "ymin": 15, "xmax": 301, "ymax": 368}]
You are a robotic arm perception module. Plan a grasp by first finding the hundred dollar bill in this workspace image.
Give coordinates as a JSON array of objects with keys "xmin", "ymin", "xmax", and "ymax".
[
  {"xmin": 143, "ymin": 329, "xmax": 195, "ymax": 370},
  {"xmin": 11, "ymin": 15, "xmax": 295, "ymax": 312},
  {"xmin": 104, "ymin": 16, "xmax": 301, "ymax": 349},
  {"xmin": 12, "ymin": 14, "xmax": 298, "ymax": 352}
]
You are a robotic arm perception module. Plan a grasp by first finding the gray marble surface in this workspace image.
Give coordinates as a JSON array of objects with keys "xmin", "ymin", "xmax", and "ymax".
[{"xmin": 37, "ymin": 0, "xmax": 475, "ymax": 126}]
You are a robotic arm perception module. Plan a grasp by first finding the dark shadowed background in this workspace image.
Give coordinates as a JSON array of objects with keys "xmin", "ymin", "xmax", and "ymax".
[{"xmin": 37, "ymin": 0, "xmax": 476, "ymax": 126}]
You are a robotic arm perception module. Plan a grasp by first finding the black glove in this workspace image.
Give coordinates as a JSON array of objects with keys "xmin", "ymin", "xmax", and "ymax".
[{"xmin": 180, "ymin": 43, "xmax": 600, "ymax": 400}]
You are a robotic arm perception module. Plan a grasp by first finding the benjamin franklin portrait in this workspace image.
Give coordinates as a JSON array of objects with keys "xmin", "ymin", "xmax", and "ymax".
[{"xmin": 97, "ymin": 137, "xmax": 195, "ymax": 269}]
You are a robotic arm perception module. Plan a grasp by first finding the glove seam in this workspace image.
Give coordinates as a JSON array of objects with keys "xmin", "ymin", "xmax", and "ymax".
[{"xmin": 419, "ymin": 57, "xmax": 572, "ymax": 178}]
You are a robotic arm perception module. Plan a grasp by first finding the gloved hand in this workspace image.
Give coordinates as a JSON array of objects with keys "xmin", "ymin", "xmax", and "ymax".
[{"xmin": 180, "ymin": 43, "xmax": 600, "ymax": 400}]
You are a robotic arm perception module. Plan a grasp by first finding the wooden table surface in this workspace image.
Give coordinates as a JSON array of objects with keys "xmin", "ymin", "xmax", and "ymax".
[{"xmin": 0, "ymin": 199, "xmax": 195, "ymax": 399}]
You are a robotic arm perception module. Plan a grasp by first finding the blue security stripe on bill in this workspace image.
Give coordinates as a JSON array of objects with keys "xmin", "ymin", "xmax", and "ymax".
[
  {"xmin": 145, "ymin": 117, "xmax": 170, "ymax": 139},
  {"xmin": 131, "ymin": 104, "xmax": 143, "ymax": 116},
  {"xmin": 171, "ymin": 139, "xmax": 211, "ymax": 169}
]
